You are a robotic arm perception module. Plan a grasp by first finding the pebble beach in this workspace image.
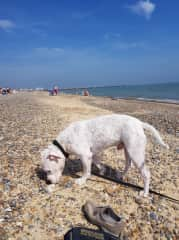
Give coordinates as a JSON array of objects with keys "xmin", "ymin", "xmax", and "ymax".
[{"xmin": 0, "ymin": 92, "xmax": 179, "ymax": 240}]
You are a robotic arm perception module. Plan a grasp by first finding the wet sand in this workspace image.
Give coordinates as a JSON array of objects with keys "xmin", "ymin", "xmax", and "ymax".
[{"xmin": 0, "ymin": 92, "xmax": 179, "ymax": 240}]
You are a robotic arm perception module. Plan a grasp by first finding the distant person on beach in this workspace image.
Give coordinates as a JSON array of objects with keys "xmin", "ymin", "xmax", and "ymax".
[
  {"xmin": 53, "ymin": 86, "xmax": 59, "ymax": 95},
  {"xmin": 83, "ymin": 89, "xmax": 89, "ymax": 96},
  {"xmin": 49, "ymin": 86, "xmax": 59, "ymax": 96},
  {"xmin": 6, "ymin": 88, "xmax": 11, "ymax": 94},
  {"xmin": 2, "ymin": 88, "xmax": 7, "ymax": 95}
]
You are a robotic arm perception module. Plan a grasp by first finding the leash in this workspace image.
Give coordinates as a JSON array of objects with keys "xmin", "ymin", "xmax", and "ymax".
[
  {"xmin": 53, "ymin": 139, "xmax": 69, "ymax": 158},
  {"xmin": 92, "ymin": 165, "xmax": 179, "ymax": 204},
  {"xmin": 52, "ymin": 147, "xmax": 179, "ymax": 203}
]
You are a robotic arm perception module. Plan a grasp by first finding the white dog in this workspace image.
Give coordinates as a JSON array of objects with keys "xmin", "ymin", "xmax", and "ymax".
[{"xmin": 41, "ymin": 114, "xmax": 169, "ymax": 197}]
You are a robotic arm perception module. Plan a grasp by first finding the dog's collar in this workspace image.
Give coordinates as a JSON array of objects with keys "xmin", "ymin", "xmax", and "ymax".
[{"xmin": 52, "ymin": 140, "xmax": 69, "ymax": 158}]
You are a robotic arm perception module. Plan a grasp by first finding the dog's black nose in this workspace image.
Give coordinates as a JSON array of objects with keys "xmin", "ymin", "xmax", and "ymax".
[{"xmin": 36, "ymin": 168, "xmax": 52, "ymax": 184}]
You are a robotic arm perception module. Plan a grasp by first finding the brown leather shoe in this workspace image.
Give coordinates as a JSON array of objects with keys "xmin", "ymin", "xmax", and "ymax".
[{"xmin": 82, "ymin": 201, "xmax": 125, "ymax": 237}]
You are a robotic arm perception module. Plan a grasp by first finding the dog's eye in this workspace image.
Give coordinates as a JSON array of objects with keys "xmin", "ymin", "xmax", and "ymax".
[
  {"xmin": 46, "ymin": 170, "xmax": 52, "ymax": 175},
  {"xmin": 48, "ymin": 154, "xmax": 60, "ymax": 162}
]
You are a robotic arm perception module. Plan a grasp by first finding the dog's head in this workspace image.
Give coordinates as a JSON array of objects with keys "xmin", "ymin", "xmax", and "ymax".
[{"xmin": 40, "ymin": 145, "xmax": 65, "ymax": 184}]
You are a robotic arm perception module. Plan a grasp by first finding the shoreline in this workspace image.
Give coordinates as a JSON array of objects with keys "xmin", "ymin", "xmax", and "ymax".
[
  {"xmin": 61, "ymin": 92, "xmax": 179, "ymax": 105},
  {"xmin": 61, "ymin": 81, "xmax": 179, "ymax": 104},
  {"xmin": 112, "ymin": 97, "xmax": 179, "ymax": 105}
]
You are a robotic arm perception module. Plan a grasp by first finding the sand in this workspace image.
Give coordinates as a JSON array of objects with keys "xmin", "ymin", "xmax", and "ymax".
[{"xmin": 0, "ymin": 92, "xmax": 179, "ymax": 240}]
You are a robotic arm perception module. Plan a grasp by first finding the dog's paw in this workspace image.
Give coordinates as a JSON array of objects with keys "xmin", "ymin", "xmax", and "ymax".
[
  {"xmin": 75, "ymin": 177, "xmax": 87, "ymax": 185},
  {"xmin": 135, "ymin": 193, "xmax": 152, "ymax": 205},
  {"xmin": 139, "ymin": 190, "xmax": 148, "ymax": 198}
]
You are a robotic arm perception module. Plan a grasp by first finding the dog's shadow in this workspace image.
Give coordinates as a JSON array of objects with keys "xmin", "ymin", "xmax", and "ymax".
[
  {"xmin": 64, "ymin": 159, "xmax": 123, "ymax": 180},
  {"xmin": 36, "ymin": 158, "xmax": 123, "ymax": 183}
]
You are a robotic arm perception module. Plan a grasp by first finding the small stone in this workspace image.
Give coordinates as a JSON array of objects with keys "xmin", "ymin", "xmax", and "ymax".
[
  {"xmin": 55, "ymin": 226, "xmax": 63, "ymax": 235},
  {"xmin": 64, "ymin": 181, "xmax": 73, "ymax": 188},
  {"xmin": 135, "ymin": 196, "xmax": 145, "ymax": 205},
  {"xmin": 16, "ymin": 222, "xmax": 23, "ymax": 227},
  {"xmin": 46, "ymin": 184, "xmax": 55, "ymax": 193},
  {"xmin": 175, "ymin": 148, "xmax": 179, "ymax": 153},
  {"xmin": 149, "ymin": 212, "xmax": 158, "ymax": 221},
  {"xmin": 28, "ymin": 225, "xmax": 34, "ymax": 229},
  {"xmin": 39, "ymin": 186, "xmax": 48, "ymax": 193},
  {"xmin": 4, "ymin": 207, "xmax": 12, "ymax": 212},
  {"xmin": 55, "ymin": 194, "xmax": 62, "ymax": 198},
  {"xmin": 4, "ymin": 179, "xmax": 11, "ymax": 192},
  {"xmin": 0, "ymin": 227, "xmax": 8, "ymax": 240},
  {"xmin": 9, "ymin": 200, "xmax": 16, "ymax": 208},
  {"xmin": 3, "ymin": 178, "xmax": 10, "ymax": 184},
  {"xmin": 165, "ymin": 233, "xmax": 172, "ymax": 240},
  {"xmin": 166, "ymin": 222, "xmax": 175, "ymax": 231},
  {"xmin": 4, "ymin": 215, "xmax": 10, "ymax": 220},
  {"xmin": 167, "ymin": 129, "xmax": 173, "ymax": 134}
]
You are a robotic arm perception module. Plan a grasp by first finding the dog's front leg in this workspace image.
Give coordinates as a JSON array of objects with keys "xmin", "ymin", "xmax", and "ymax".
[
  {"xmin": 75, "ymin": 154, "xmax": 92, "ymax": 185},
  {"xmin": 121, "ymin": 147, "xmax": 132, "ymax": 177}
]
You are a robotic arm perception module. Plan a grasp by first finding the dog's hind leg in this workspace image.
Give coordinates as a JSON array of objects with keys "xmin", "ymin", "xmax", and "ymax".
[
  {"xmin": 139, "ymin": 164, "xmax": 150, "ymax": 197},
  {"xmin": 126, "ymin": 140, "xmax": 150, "ymax": 197}
]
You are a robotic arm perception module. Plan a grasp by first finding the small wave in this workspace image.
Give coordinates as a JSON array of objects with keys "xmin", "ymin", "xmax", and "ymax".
[{"xmin": 137, "ymin": 97, "xmax": 179, "ymax": 104}]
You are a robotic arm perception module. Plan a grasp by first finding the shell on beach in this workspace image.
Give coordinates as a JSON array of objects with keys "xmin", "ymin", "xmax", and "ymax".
[{"xmin": 0, "ymin": 92, "xmax": 179, "ymax": 240}]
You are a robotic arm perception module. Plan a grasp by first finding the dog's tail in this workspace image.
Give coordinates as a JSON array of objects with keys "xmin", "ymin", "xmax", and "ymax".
[{"xmin": 142, "ymin": 122, "xmax": 169, "ymax": 149}]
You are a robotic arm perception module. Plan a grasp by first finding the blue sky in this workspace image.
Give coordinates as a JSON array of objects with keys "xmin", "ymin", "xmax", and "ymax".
[{"xmin": 0, "ymin": 0, "xmax": 179, "ymax": 88}]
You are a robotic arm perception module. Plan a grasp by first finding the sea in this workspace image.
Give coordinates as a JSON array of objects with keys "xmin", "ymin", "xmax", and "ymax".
[{"xmin": 62, "ymin": 82, "xmax": 179, "ymax": 104}]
